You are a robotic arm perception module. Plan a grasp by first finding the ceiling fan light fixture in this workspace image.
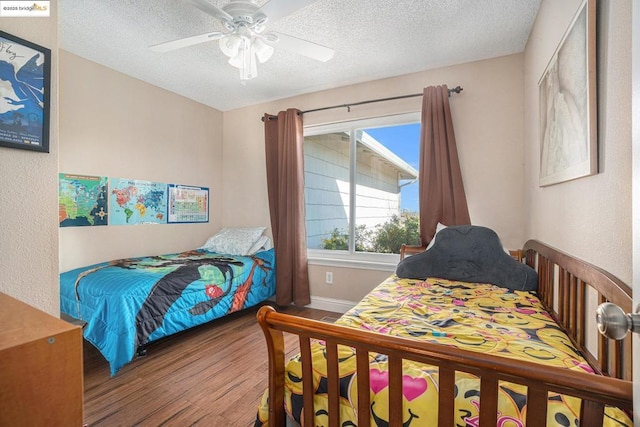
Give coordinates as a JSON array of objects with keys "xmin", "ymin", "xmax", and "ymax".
[
  {"xmin": 252, "ymin": 37, "xmax": 274, "ymax": 63},
  {"xmin": 219, "ymin": 35, "xmax": 241, "ymax": 58},
  {"xmin": 228, "ymin": 52, "xmax": 242, "ymax": 68}
]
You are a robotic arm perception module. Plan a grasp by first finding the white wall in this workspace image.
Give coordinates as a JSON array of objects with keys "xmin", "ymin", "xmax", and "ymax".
[
  {"xmin": 523, "ymin": 0, "xmax": 632, "ymax": 284},
  {"xmin": 0, "ymin": 9, "xmax": 59, "ymax": 315},
  {"xmin": 58, "ymin": 51, "xmax": 224, "ymax": 272},
  {"xmin": 223, "ymin": 53, "xmax": 526, "ymax": 302}
]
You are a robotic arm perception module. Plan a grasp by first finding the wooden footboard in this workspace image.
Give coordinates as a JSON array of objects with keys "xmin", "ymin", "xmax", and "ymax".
[
  {"xmin": 522, "ymin": 240, "xmax": 633, "ymax": 380},
  {"xmin": 257, "ymin": 240, "xmax": 633, "ymax": 426}
]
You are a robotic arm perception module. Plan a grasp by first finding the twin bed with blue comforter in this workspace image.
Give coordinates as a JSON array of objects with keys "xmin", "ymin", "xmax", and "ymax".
[{"xmin": 60, "ymin": 247, "xmax": 275, "ymax": 375}]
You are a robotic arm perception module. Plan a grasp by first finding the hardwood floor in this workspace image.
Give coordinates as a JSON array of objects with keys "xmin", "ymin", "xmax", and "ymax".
[{"xmin": 82, "ymin": 303, "xmax": 340, "ymax": 427}]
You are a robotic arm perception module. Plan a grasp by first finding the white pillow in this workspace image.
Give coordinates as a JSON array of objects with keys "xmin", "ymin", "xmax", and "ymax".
[
  {"xmin": 246, "ymin": 235, "xmax": 272, "ymax": 255},
  {"xmin": 426, "ymin": 222, "xmax": 448, "ymax": 250},
  {"xmin": 200, "ymin": 227, "xmax": 266, "ymax": 255}
]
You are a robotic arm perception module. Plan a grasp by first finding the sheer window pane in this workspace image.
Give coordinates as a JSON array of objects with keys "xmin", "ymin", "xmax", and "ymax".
[
  {"xmin": 304, "ymin": 117, "xmax": 420, "ymax": 254},
  {"xmin": 355, "ymin": 125, "xmax": 420, "ymax": 253},
  {"xmin": 304, "ymin": 132, "xmax": 351, "ymax": 250}
]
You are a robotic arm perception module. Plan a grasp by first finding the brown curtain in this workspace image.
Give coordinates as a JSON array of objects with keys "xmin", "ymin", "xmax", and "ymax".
[
  {"xmin": 264, "ymin": 109, "xmax": 310, "ymax": 306},
  {"xmin": 419, "ymin": 85, "xmax": 471, "ymax": 246}
]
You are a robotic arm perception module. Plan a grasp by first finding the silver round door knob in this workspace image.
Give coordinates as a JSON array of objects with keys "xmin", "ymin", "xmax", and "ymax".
[{"xmin": 595, "ymin": 302, "xmax": 634, "ymax": 340}]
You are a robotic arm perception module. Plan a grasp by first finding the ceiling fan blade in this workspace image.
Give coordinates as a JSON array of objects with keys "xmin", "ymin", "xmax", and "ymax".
[
  {"xmin": 255, "ymin": 0, "xmax": 318, "ymax": 23},
  {"xmin": 269, "ymin": 32, "xmax": 334, "ymax": 62},
  {"xmin": 189, "ymin": 0, "xmax": 233, "ymax": 23},
  {"xmin": 150, "ymin": 32, "xmax": 225, "ymax": 53}
]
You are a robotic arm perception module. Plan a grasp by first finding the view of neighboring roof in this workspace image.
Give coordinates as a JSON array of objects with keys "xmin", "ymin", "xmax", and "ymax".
[{"xmin": 356, "ymin": 130, "xmax": 418, "ymax": 181}]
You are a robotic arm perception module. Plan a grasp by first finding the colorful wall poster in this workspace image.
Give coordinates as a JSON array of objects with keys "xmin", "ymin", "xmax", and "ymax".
[
  {"xmin": 109, "ymin": 178, "xmax": 167, "ymax": 225},
  {"xmin": 168, "ymin": 184, "xmax": 209, "ymax": 223},
  {"xmin": 59, "ymin": 173, "xmax": 108, "ymax": 227},
  {"xmin": 0, "ymin": 31, "xmax": 51, "ymax": 152}
]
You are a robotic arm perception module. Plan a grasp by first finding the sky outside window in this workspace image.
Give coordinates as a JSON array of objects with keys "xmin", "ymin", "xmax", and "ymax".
[{"xmin": 364, "ymin": 123, "xmax": 420, "ymax": 213}]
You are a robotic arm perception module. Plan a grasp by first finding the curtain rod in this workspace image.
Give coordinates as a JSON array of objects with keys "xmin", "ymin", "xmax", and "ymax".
[{"xmin": 261, "ymin": 85, "xmax": 463, "ymax": 122}]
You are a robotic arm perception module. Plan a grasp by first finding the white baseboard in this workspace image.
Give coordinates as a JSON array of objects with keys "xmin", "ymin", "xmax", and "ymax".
[{"xmin": 307, "ymin": 296, "xmax": 357, "ymax": 314}]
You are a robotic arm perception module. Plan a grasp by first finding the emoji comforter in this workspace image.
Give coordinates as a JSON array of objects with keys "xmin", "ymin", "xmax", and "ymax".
[
  {"xmin": 255, "ymin": 275, "xmax": 631, "ymax": 426},
  {"xmin": 60, "ymin": 248, "xmax": 275, "ymax": 376}
]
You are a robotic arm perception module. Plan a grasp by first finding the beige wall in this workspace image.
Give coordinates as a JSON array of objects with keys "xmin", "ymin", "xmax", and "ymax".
[
  {"xmin": 7, "ymin": 1, "xmax": 630, "ymax": 315},
  {"xmin": 0, "ymin": 10, "xmax": 59, "ymax": 315},
  {"xmin": 308, "ymin": 266, "xmax": 391, "ymax": 305},
  {"xmin": 223, "ymin": 54, "xmax": 526, "ymax": 303},
  {"xmin": 58, "ymin": 51, "xmax": 224, "ymax": 272},
  {"xmin": 523, "ymin": 0, "xmax": 632, "ymax": 284}
]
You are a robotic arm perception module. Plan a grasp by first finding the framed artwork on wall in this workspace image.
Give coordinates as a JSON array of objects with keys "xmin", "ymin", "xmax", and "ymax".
[
  {"xmin": 538, "ymin": 0, "xmax": 597, "ymax": 186},
  {"xmin": 0, "ymin": 30, "xmax": 51, "ymax": 153},
  {"xmin": 167, "ymin": 184, "xmax": 209, "ymax": 223}
]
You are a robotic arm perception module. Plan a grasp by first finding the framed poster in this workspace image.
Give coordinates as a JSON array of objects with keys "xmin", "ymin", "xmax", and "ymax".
[
  {"xmin": 0, "ymin": 30, "xmax": 51, "ymax": 153},
  {"xmin": 168, "ymin": 184, "xmax": 209, "ymax": 223},
  {"xmin": 538, "ymin": 0, "xmax": 597, "ymax": 186}
]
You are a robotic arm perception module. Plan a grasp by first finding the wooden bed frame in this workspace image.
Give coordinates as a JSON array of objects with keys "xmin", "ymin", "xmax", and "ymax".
[{"xmin": 257, "ymin": 240, "xmax": 633, "ymax": 427}]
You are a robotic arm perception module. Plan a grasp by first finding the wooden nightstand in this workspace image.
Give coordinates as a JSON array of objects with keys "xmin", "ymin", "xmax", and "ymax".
[{"xmin": 0, "ymin": 293, "xmax": 84, "ymax": 426}]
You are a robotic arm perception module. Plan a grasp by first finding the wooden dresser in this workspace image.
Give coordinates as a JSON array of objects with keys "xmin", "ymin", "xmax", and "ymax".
[{"xmin": 0, "ymin": 293, "xmax": 84, "ymax": 426}]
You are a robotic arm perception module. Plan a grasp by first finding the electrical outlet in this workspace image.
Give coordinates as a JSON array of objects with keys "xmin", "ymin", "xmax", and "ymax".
[{"xmin": 325, "ymin": 271, "xmax": 333, "ymax": 285}]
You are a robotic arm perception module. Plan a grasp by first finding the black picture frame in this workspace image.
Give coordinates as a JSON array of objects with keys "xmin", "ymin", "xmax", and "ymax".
[{"xmin": 0, "ymin": 30, "xmax": 51, "ymax": 153}]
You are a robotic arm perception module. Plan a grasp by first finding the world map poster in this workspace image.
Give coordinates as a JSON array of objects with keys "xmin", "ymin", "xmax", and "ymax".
[
  {"xmin": 109, "ymin": 178, "xmax": 167, "ymax": 225},
  {"xmin": 59, "ymin": 173, "xmax": 108, "ymax": 227}
]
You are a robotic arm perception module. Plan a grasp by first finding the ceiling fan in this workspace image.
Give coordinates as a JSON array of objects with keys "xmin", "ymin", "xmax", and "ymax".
[{"xmin": 150, "ymin": 0, "xmax": 335, "ymax": 83}]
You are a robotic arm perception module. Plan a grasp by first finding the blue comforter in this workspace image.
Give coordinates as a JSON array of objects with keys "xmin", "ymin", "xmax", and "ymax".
[{"xmin": 60, "ymin": 248, "xmax": 275, "ymax": 375}]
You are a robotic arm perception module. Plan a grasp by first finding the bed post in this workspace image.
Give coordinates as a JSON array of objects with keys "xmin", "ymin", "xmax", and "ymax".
[{"xmin": 257, "ymin": 305, "xmax": 286, "ymax": 427}]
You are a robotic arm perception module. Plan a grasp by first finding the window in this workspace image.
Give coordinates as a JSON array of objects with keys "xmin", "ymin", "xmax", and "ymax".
[{"xmin": 304, "ymin": 113, "xmax": 421, "ymax": 264}]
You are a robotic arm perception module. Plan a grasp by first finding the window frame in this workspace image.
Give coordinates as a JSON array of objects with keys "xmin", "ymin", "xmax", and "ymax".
[{"xmin": 304, "ymin": 112, "xmax": 421, "ymax": 270}]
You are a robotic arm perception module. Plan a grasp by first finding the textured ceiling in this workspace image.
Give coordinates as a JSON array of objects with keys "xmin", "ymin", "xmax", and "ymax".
[{"xmin": 60, "ymin": 0, "xmax": 541, "ymax": 112}]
